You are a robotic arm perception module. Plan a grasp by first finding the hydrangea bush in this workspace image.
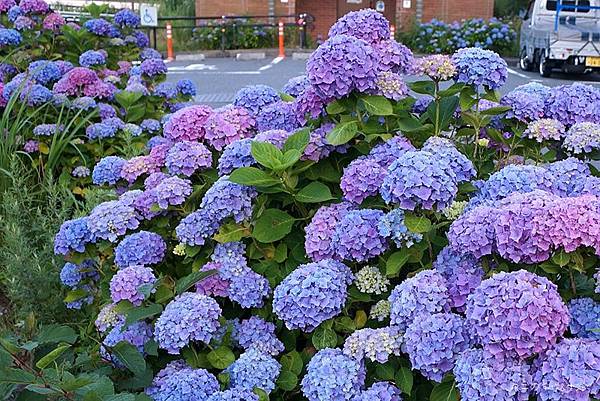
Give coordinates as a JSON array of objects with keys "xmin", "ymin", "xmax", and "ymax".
[{"xmin": 4, "ymin": 7, "xmax": 600, "ymax": 401}]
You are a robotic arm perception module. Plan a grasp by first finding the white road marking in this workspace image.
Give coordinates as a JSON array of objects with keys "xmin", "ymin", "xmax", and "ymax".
[
  {"xmin": 168, "ymin": 64, "xmax": 217, "ymax": 71},
  {"xmin": 258, "ymin": 56, "xmax": 285, "ymax": 71},
  {"xmin": 507, "ymin": 68, "xmax": 530, "ymax": 79},
  {"xmin": 168, "ymin": 71, "xmax": 261, "ymax": 75}
]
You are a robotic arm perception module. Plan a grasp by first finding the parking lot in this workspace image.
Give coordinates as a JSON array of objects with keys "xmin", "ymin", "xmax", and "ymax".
[{"xmin": 166, "ymin": 56, "xmax": 600, "ymax": 107}]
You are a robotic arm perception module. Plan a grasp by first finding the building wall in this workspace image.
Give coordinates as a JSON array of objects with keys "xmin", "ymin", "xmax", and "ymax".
[
  {"xmin": 195, "ymin": 0, "xmax": 295, "ymax": 18},
  {"xmin": 296, "ymin": 0, "xmax": 338, "ymax": 39}
]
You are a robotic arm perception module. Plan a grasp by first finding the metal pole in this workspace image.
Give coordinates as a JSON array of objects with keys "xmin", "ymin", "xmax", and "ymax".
[{"xmin": 415, "ymin": 0, "xmax": 424, "ymax": 24}]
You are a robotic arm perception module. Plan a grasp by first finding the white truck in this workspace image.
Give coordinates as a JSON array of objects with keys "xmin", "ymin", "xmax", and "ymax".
[{"xmin": 519, "ymin": 0, "xmax": 600, "ymax": 77}]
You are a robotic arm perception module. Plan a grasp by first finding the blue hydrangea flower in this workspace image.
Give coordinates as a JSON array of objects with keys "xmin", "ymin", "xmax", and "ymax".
[
  {"xmin": 547, "ymin": 157, "xmax": 590, "ymax": 196},
  {"xmin": 146, "ymin": 360, "xmax": 220, "ymax": 401},
  {"xmin": 86, "ymin": 122, "xmax": 118, "ymax": 140},
  {"xmin": 301, "ymin": 348, "xmax": 365, "ymax": 401},
  {"xmin": 568, "ymin": 298, "xmax": 600, "ymax": 340},
  {"xmin": 0, "ymin": 28, "xmax": 21, "ymax": 46},
  {"xmin": 422, "ymin": 137, "xmax": 476, "ymax": 183},
  {"xmin": 282, "ymin": 74, "xmax": 309, "ymax": 97},
  {"xmin": 165, "ymin": 141, "xmax": 212, "ymax": 176},
  {"xmin": 454, "ymin": 349, "xmax": 532, "ymax": 401},
  {"xmin": 176, "ymin": 79, "xmax": 196, "ymax": 96},
  {"xmin": 207, "ymin": 389, "xmax": 258, "ymax": 401},
  {"xmin": 307, "ymin": 34, "xmax": 378, "ymax": 99},
  {"xmin": 381, "ymin": 151, "xmax": 458, "ymax": 211},
  {"xmin": 389, "ymin": 270, "xmax": 450, "ymax": 330},
  {"xmin": 256, "ymin": 100, "xmax": 300, "ymax": 132},
  {"xmin": 114, "ymin": 9, "xmax": 140, "ymax": 27},
  {"xmin": 60, "ymin": 261, "xmax": 86, "ymax": 287},
  {"xmin": 28, "ymin": 60, "xmax": 61, "ymax": 85},
  {"xmin": 227, "ymin": 348, "xmax": 281, "ymax": 394},
  {"xmin": 533, "ymin": 338, "xmax": 600, "ymax": 401},
  {"xmin": 331, "ymin": 209, "xmax": 388, "ymax": 262},
  {"xmin": 92, "ymin": 156, "xmax": 126, "ymax": 185},
  {"xmin": 340, "ymin": 157, "xmax": 386, "ymax": 204},
  {"xmin": 273, "ymin": 259, "xmax": 353, "ymax": 332},
  {"xmin": 87, "ymin": 200, "xmax": 140, "ymax": 242},
  {"xmin": 141, "ymin": 58, "xmax": 167, "ymax": 77},
  {"xmin": 199, "ymin": 176, "xmax": 257, "ymax": 223},
  {"xmin": 79, "ymin": 50, "xmax": 106, "ymax": 67},
  {"xmin": 101, "ymin": 321, "xmax": 153, "ymax": 366},
  {"xmin": 109, "ymin": 265, "xmax": 157, "ymax": 306},
  {"xmin": 20, "ymin": 84, "xmax": 53, "ymax": 106},
  {"xmin": 378, "ymin": 208, "xmax": 423, "ymax": 248},
  {"xmin": 83, "ymin": 18, "xmax": 118, "ymax": 37},
  {"xmin": 452, "ymin": 47, "xmax": 508, "ymax": 90},
  {"xmin": 217, "ymin": 138, "xmax": 254, "ymax": 175},
  {"xmin": 501, "ymin": 90, "xmax": 545, "ymax": 122},
  {"xmin": 140, "ymin": 47, "xmax": 162, "ymax": 60},
  {"xmin": 233, "ymin": 84, "xmax": 279, "ymax": 117},
  {"xmin": 304, "ymin": 202, "xmax": 355, "ymax": 262},
  {"xmin": 433, "ymin": 246, "xmax": 483, "ymax": 312},
  {"xmin": 54, "ymin": 217, "xmax": 95, "ymax": 255},
  {"xmin": 154, "ymin": 292, "xmax": 221, "ymax": 354},
  {"xmin": 114, "ymin": 231, "xmax": 166, "ymax": 268},
  {"xmin": 141, "ymin": 119, "xmax": 161, "ymax": 134},
  {"xmin": 227, "ymin": 271, "xmax": 271, "ymax": 309},
  {"xmin": 405, "ymin": 313, "xmax": 473, "ymax": 382},
  {"xmin": 153, "ymin": 82, "xmax": 178, "ymax": 99},
  {"xmin": 544, "ymin": 83, "xmax": 600, "ymax": 125},
  {"xmin": 151, "ymin": 176, "xmax": 193, "ymax": 209},
  {"xmin": 236, "ymin": 316, "xmax": 284, "ymax": 356},
  {"xmin": 475, "ymin": 164, "xmax": 554, "ymax": 203},
  {"xmin": 175, "ymin": 209, "xmax": 220, "ymax": 247},
  {"xmin": 367, "ymin": 135, "xmax": 415, "ymax": 168},
  {"xmin": 7, "ymin": 6, "xmax": 22, "ymax": 23},
  {"xmin": 352, "ymin": 382, "xmax": 402, "ymax": 401}
]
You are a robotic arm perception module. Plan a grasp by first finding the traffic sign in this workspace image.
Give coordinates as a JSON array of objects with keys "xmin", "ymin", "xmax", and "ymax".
[{"xmin": 140, "ymin": 4, "xmax": 158, "ymax": 27}]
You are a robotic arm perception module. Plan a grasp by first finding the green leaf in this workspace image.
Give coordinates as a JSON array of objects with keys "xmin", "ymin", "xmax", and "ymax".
[
  {"xmin": 312, "ymin": 326, "xmax": 337, "ymax": 350},
  {"xmin": 409, "ymin": 81, "xmax": 436, "ymax": 96},
  {"xmin": 326, "ymin": 121, "xmax": 359, "ymax": 146},
  {"xmin": 24, "ymin": 385, "xmax": 61, "ymax": 395},
  {"xmin": 552, "ymin": 250, "xmax": 570, "ymax": 267},
  {"xmin": 386, "ymin": 249, "xmax": 410, "ymax": 277},
  {"xmin": 111, "ymin": 342, "xmax": 147, "ymax": 376},
  {"xmin": 397, "ymin": 115, "xmax": 424, "ymax": 132},
  {"xmin": 459, "ymin": 86, "xmax": 478, "ymax": 111},
  {"xmin": 438, "ymin": 83, "xmax": 465, "ymax": 97},
  {"xmin": 278, "ymin": 149, "xmax": 302, "ymax": 170},
  {"xmin": 253, "ymin": 388, "xmax": 269, "ymax": 401},
  {"xmin": 276, "ymin": 371, "xmax": 298, "ymax": 391},
  {"xmin": 375, "ymin": 364, "xmax": 395, "ymax": 381},
  {"xmin": 334, "ymin": 316, "xmax": 356, "ymax": 333},
  {"xmin": 125, "ymin": 304, "xmax": 163, "ymax": 326},
  {"xmin": 35, "ymin": 325, "xmax": 78, "ymax": 345},
  {"xmin": 35, "ymin": 344, "xmax": 70, "ymax": 369},
  {"xmin": 253, "ymin": 209, "xmax": 295, "ymax": 243},
  {"xmin": 326, "ymin": 100, "xmax": 347, "ymax": 115},
  {"xmin": 207, "ymin": 346, "xmax": 236, "ymax": 369},
  {"xmin": 252, "ymin": 141, "xmax": 283, "ymax": 170},
  {"xmin": 480, "ymin": 106, "xmax": 511, "ymax": 115},
  {"xmin": 354, "ymin": 310, "xmax": 368, "ymax": 329},
  {"xmin": 105, "ymin": 394, "xmax": 136, "ymax": 401},
  {"xmin": 283, "ymin": 128, "xmax": 310, "ymax": 154},
  {"xmin": 214, "ymin": 223, "xmax": 250, "ymax": 244},
  {"xmin": 404, "ymin": 213, "xmax": 432, "ymax": 233},
  {"xmin": 360, "ymin": 95, "xmax": 393, "ymax": 116},
  {"xmin": 175, "ymin": 270, "xmax": 217, "ymax": 295},
  {"xmin": 229, "ymin": 167, "xmax": 281, "ymax": 187},
  {"xmin": 396, "ymin": 366, "xmax": 414, "ymax": 395},
  {"xmin": 430, "ymin": 381, "xmax": 459, "ymax": 401},
  {"xmin": 280, "ymin": 351, "xmax": 303, "ymax": 376},
  {"xmin": 0, "ymin": 368, "xmax": 36, "ymax": 384},
  {"xmin": 295, "ymin": 182, "xmax": 333, "ymax": 203},
  {"xmin": 63, "ymin": 288, "xmax": 88, "ymax": 303}
]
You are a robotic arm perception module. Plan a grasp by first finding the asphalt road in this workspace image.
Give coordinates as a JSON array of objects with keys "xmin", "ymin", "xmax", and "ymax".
[{"xmin": 166, "ymin": 57, "xmax": 600, "ymax": 107}]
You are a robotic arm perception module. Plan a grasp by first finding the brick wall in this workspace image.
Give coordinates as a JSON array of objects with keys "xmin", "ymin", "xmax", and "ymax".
[
  {"xmin": 296, "ymin": 0, "xmax": 338, "ymax": 40},
  {"xmin": 422, "ymin": 0, "xmax": 494, "ymax": 23},
  {"xmin": 195, "ymin": 0, "xmax": 296, "ymax": 18}
]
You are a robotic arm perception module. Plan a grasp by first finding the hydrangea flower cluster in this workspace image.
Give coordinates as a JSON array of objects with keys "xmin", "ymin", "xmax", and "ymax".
[
  {"xmin": 343, "ymin": 326, "xmax": 402, "ymax": 363},
  {"xmin": 567, "ymin": 298, "xmax": 600, "ymax": 340},
  {"xmin": 544, "ymin": 83, "xmax": 600, "ymax": 125},
  {"xmin": 226, "ymin": 348, "xmax": 281, "ymax": 394},
  {"xmin": 433, "ymin": 246, "xmax": 483, "ymax": 312},
  {"xmin": 328, "ymin": 9, "xmax": 390, "ymax": 44},
  {"xmin": 256, "ymin": 101, "xmax": 300, "ymax": 133},
  {"xmin": 501, "ymin": 90, "xmax": 545, "ymax": 122},
  {"xmin": 163, "ymin": 104, "xmax": 213, "ymax": 142},
  {"xmin": 165, "ymin": 141, "xmax": 212, "ymax": 176},
  {"xmin": 204, "ymin": 105, "xmax": 256, "ymax": 150},
  {"xmin": 466, "ymin": 270, "xmax": 569, "ymax": 359},
  {"xmin": 563, "ymin": 122, "xmax": 600, "ymax": 154},
  {"xmin": 154, "ymin": 292, "xmax": 221, "ymax": 354},
  {"xmin": 340, "ymin": 157, "xmax": 386, "ymax": 203},
  {"xmin": 352, "ymin": 382, "xmax": 402, "ymax": 401},
  {"xmin": 109, "ymin": 265, "xmax": 156, "ymax": 306},
  {"xmin": 101, "ymin": 321, "xmax": 153, "ymax": 366},
  {"xmin": 331, "ymin": 209, "xmax": 388, "ymax": 262},
  {"xmin": 452, "ymin": 47, "xmax": 508, "ymax": 89},
  {"xmin": 232, "ymin": 84, "xmax": 280, "ymax": 117},
  {"xmin": 304, "ymin": 202, "xmax": 355, "ymax": 261},
  {"xmin": 273, "ymin": 259, "xmax": 353, "ymax": 332},
  {"xmin": 415, "ymin": 54, "xmax": 457, "ymax": 81},
  {"xmin": 114, "ymin": 231, "xmax": 166, "ymax": 268},
  {"xmin": 87, "ymin": 200, "xmax": 139, "ymax": 242},
  {"xmin": 54, "ymin": 217, "xmax": 94, "ymax": 255},
  {"xmin": 236, "ymin": 316, "xmax": 284, "ymax": 356},
  {"xmin": 146, "ymin": 361, "xmax": 220, "ymax": 401},
  {"xmin": 354, "ymin": 266, "xmax": 389, "ymax": 295},
  {"xmin": 524, "ymin": 118, "xmax": 566, "ymax": 142}
]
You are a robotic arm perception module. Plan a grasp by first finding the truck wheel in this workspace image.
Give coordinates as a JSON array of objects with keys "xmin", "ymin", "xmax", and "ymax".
[
  {"xmin": 539, "ymin": 51, "xmax": 552, "ymax": 77},
  {"xmin": 519, "ymin": 49, "xmax": 533, "ymax": 71}
]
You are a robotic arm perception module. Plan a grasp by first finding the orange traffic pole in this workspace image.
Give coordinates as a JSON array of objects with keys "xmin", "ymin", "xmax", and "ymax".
[
  {"xmin": 278, "ymin": 21, "xmax": 285, "ymax": 58},
  {"xmin": 166, "ymin": 23, "xmax": 174, "ymax": 61}
]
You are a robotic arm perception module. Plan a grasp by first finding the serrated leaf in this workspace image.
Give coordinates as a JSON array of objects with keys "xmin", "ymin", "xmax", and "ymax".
[
  {"xmin": 294, "ymin": 182, "xmax": 333, "ymax": 203},
  {"xmin": 111, "ymin": 342, "xmax": 146, "ymax": 376},
  {"xmin": 175, "ymin": 270, "xmax": 217, "ymax": 295},
  {"xmin": 354, "ymin": 310, "xmax": 368, "ymax": 329},
  {"xmin": 253, "ymin": 209, "xmax": 295, "ymax": 243},
  {"xmin": 404, "ymin": 213, "xmax": 432, "ymax": 233},
  {"xmin": 326, "ymin": 121, "xmax": 359, "ymax": 146},
  {"xmin": 253, "ymin": 388, "xmax": 269, "ymax": 401},
  {"xmin": 229, "ymin": 167, "xmax": 281, "ymax": 187},
  {"xmin": 214, "ymin": 223, "xmax": 250, "ymax": 243},
  {"xmin": 276, "ymin": 371, "xmax": 298, "ymax": 391},
  {"xmin": 207, "ymin": 346, "xmax": 235, "ymax": 369},
  {"xmin": 552, "ymin": 250, "xmax": 570, "ymax": 267},
  {"xmin": 252, "ymin": 141, "xmax": 283, "ymax": 170},
  {"xmin": 283, "ymin": 128, "xmax": 310, "ymax": 154},
  {"xmin": 0, "ymin": 368, "xmax": 36, "ymax": 384},
  {"xmin": 409, "ymin": 81, "xmax": 436, "ymax": 96},
  {"xmin": 326, "ymin": 100, "xmax": 346, "ymax": 115},
  {"xmin": 360, "ymin": 95, "xmax": 393, "ymax": 116},
  {"xmin": 375, "ymin": 364, "xmax": 395, "ymax": 381}
]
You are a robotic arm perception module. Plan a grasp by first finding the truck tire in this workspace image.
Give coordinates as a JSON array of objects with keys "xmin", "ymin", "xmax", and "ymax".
[
  {"xmin": 539, "ymin": 51, "xmax": 552, "ymax": 77},
  {"xmin": 520, "ymin": 49, "xmax": 533, "ymax": 71}
]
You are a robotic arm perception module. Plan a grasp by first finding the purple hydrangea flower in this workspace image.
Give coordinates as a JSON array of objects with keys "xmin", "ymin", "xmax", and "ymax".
[
  {"xmin": 328, "ymin": 8, "xmax": 390, "ymax": 44},
  {"xmin": 109, "ymin": 265, "xmax": 156, "ymax": 306},
  {"xmin": 454, "ymin": 349, "xmax": 532, "ymax": 401},
  {"xmin": 381, "ymin": 151, "xmax": 458, "ymax": 211},
  {"xmin": 533, "ymin": 339, "xmax": 600, "ymax": 401},
  {"xmin": 307, "ymin": 34, "xmax": 378, "ymax": 99},
  {"xmin": 563, "ymin": 122, "xmax": 600, "ymax": 154},
  {"xmin": 146, "ymin": 360, "xmax": 220, "ymax": 401},
  {"xmin": 375, "ymin": 71, "xmax": 408, "ymax": 101},
  {"xmin": 331, "ymin": 209, "xmax": 388, "ymax": 262},
  {"xmin": 195, "ymin": 262, "xmax": 229, "ymax": 298},
  {"xmin": 301, "ymin": 348, "xmax": 365, "ymax": 401},
  {"xmin": 368, "ymin": 135, "xmax": 415, "ymax": 168},
  {"xmin": 352, "ymin": 383, "xmax": 402, "ymax": 401},
  {"xmin": 544, "ymin": 83, "xmax": 600, "ymax": 125},
  {"xmin": 236, "ymin": 316, "xmax": 284, "ymax": 356},
  {"xmin": 227, "ymin": 348, "xmax": 281, "ymax": 394},
  {"xmin": 0, "ymin": 0, "xmax": 15, "ymax": 12},
  {"xmin": 23, "ymin": 140, "xmax": 39, "ymax": 153},
  {"xmin": 54, "ymin": 217, "xmax": 94, "ymax": 255},
  {"xmin": 501, "ymin": 90, "xmax": 545, "ymax": 122},
  {"xmin": 176, "ymin": 79, "xmax": 196, "ymax": 96},
  {"xmin": 415, "ymin": 54, "xmax": 457, "ymax": 81},
  {"xmin": 233, "ymin": 84, "xmax": 279, "ymax": 117},
  {"xmin": 343, "ymin": 326, "xmax": 402, "ymax": 364},
  {"xmin": 447, "ymin": 205, "xmax": 497, "ymax": 258},
  {"xmin": 227, "ymin": 271, "xmax": 271, "ymax": 309},
  {"xmin": 175, "ymin": 209, "xmax": 220, "ymax": 247},
  {"xmin": 466, "ymin": 270, "xmax": 569, "ymax": 359},
  {"xmin": 524, "ymin": 118, "xmax": 566, "ymax": 142},
  {"xmin": 452, "ymin": 47, "xmax": 508, "ymax": 90},
  {"xmin": 87, "ymin": 200, "xmax": 140, "ymax": 242},
  {"xmin": 256, "ymin": 100, "xmax": 300, "ymax": 132},
  {"xmin": 154, "ymin": 292, "xmax": 221, "ymax": 354},
  {"xmin": 303, "ymin": 123, "xmax": 346, "ymax": 162},
  {"xmin": 207, "ymin": 390, "xmax": 258, "ymax": 401},
  {"xmin": 340, "ymin": 157, "xmax": 386, "ymax": 204},
  {"xmin": 374, "ymin": 39, "xmax": 414, "ymax": 74},
  {"xmin": 114, "ymin": 231, "xmax": 166, "ymax": 268},
  {"xmin": 568, "ymin": 298, "xmax": 600, "ymax": 340},
  {"xmin": 405, "ymin": 313, "xmax": 473, "ymax": 382},
  {"xmin": 433, "ymin": 247, "xmax": 483, "ymax": 312},
  {"xmin": 120, "ymin": 155, "xmax": 160, "ymax": 184},
  {"xmin": 204, "ymin": 104, "xmax": 255, "ymax": 150},
  {"xmin": 199, "ymin": 176, "xmax": 257, "ymax": 222},
  {"xmin": 151, "ymin": 176, "xmax": 193, "ymax": 209},
  {"xmin": 254, "ymin": 129, "xmax": 290, "ymax": 148},
  {"xmin": 389, "ymin": 270, "xmax": 450, "ymax": 330},
  {"xmin": 83, "ymin": 18, "xmax": 118, "ymax": 37},
  {"xmin": 422, "ymin": 137, "xmax": 476, "ymax": 183},
  {"xmin": 140, "ymin": 58, "xmax": 167, "ymax": 77},
  {"xmin": 19, "ymin": 0, "xmax": 49, "ymax": 14},
  {"xmin": 165, "ymin": 141, "xmax": 212, "ymax": 176},
  {"xmin": 163, "ymin": 104, "xmax": 213, "ymax": 142},
  {"xmin": 282, "ymin": 74, "xmax": 309, "ymax": 97},
  {"xmin": 293, "ymin": 85, "xmax": 328, "ymax": 123},
  {"xmin": 304, "ymin": 202, "xmax": 355, "ymax": 262},
  {"xmin": 273, "ymin": 259, "xmax": 354, "ymax": 332}
]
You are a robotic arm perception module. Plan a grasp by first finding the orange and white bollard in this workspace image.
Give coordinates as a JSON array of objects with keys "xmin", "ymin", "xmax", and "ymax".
[
  {"xmin": 390, "ymin": 25, "xmax": 396, "ymax": 39},
  {"xmin": 278, "ymin": 21, "xmax": 285, "ymax": 59},
  {"xmin": 166, "ymin": 23, "xmax": 174, "ymax": 61}
]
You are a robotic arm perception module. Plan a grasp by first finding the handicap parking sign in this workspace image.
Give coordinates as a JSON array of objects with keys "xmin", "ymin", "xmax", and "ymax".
[{"xmin": 140, "ymin": 4, "xmax": 158, "ymax": 27}]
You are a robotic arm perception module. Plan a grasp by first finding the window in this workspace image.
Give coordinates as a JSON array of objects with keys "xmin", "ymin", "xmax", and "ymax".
[{"xmin": 546, "ymin": 0, "xmax": 591, "ymax": 13}]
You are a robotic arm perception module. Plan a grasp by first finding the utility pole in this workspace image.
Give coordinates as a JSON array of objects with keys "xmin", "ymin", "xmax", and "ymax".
[{"xmin": 415, "ymin": 0, "xmax": 423, "ymax": 24}]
